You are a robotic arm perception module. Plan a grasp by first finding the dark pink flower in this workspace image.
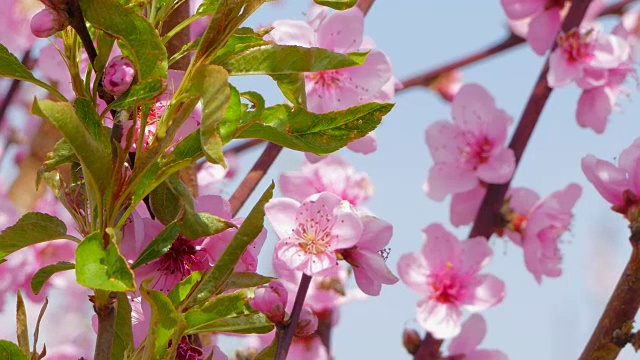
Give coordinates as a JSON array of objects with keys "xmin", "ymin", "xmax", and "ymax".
[
  {"xmin": 103, "ymin": 55, "xmax": 135, "ymax": 96},
  {"xmin": 250, "ymin": 280, "xmax": 288, "ymax": 323}
]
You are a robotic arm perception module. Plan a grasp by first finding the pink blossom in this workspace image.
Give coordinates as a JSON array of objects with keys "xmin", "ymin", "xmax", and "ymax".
[
  {"xmin": 249, "ymin": 280, "xmax": 288, "ymax": 323},
  {"xmin": 268, "ymin": 5, "xmax": 393, "ymax": 154},
  {"xmin": 338, "ymin": 212, "xmax": 398, "ymax": 296},
  {"xmin": 280, "ymin": 155, "xmax": 373, "ymax": 206},
  {"xmin": 121, "ymin": 195, "xmax": 265, "ymax": 292},
  {"xmin": 582, "ymin": 138, "xmax": 640, "ymax": 219},
  {"xmin": 547, "ymin": 27, "xmax": 630, "ymax": 89},
  {"xmin": 613, "ymin": 9, "xmax": 640, "ymax": 60},
  {"xmin": 424, "ymin": 84, "xmax": 515, "ymax": 202},
  {"xmin": 502, "ymin": 0, "xmax": 604, "ymax": 55},
  {"xmin": 103, "ymin": 55, "xmax": 135, "ymax": 96},
  {"xmin": 295, "ymin": 308, "xmax": 319, "ymax": 337},
  {"xmin": 450, "ymin": 185, "xmax": 486, "ymax": 227},
  {"xmin": 397, "ymin": 224, "xmax": 505, "ymax": 339},
  {"xmin": 503, "ymin": 184, "xmax": 581, "ymax": 283},
  {"xmin": 265, "ymin": 192, "xmax": 363, "ymax": 276},
  {"xmin": 446, "ymin": 314, "xmax": 508, "ymax": 360}
]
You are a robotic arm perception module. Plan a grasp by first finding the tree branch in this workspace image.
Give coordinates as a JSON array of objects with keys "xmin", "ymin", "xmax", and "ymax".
[
  {"xmin": 274, "ymin": 274, "xmax": 312, "ymax": 360},
  {"xmin": 93, "ymin": 292, "xmax": 117, "ymax": 360}
]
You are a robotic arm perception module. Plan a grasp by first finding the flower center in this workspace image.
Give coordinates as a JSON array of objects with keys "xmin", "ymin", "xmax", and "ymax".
[
  {"xmin": 429, "ymin": 263, "xmax": 461, "ymax": 304},
  {"xmin": 461, "ymin": 133, "xmax": 493, "ymax": 167},
  {"xmin": 174, "ymin": 336, "xmax": 203, "ymax": 360},
  {"xmin": 306, "ymin": 70, "xmax": 344, "ymax": 90},
  {"xmin": 156, "ymin": 236, "xmax": 202, "ymax": 280},
  {"xmin": 558, "ymin": 28, "xmax": 595, "ymax": 63},
  {"xmin": 292, "ymin": 203, "xmax": 335, "ymax": 255}
]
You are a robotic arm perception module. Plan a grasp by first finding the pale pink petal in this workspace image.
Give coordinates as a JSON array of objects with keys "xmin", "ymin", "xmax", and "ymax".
[
  {"xmin": 351, "ymin": 250, "xmax": 399, "ymax": 296},
  {"xmin": 397, "ymin": 253, "xmax": 430, "ymax": 294},
  {"xmin": 451, "ymin": 84, "xmax": 496, "ymax": 129},
  {"xmin": 279, "ymin": 172, "xmax": 316, "ymax": 202},
  {"xmin": 306, "ymin": 79, "xmax": 361, "ymax": 113},
  {"xmin": 276, "ymin": 240, "xmax": 309, "ymax": 271},
  {"xmin": 194, "ymin": 194, "xmax": 231, "ymax": 218},
  {"xmin": 316, "ymin": 7, "xmax": 364, "ymax": 53},
  {"xmin": 358, "ymin": 215, "xmax": 393, "ymax": 251},
  {"xmin": 476, "ymin": 147, "xmax": 515, "ymax": 184},
  {"xmin": 425, "ymin": 162, "xmax": 478, "ymax": 202},
  {"xmin": 527, "ymin": 9, "xmax": 561, "ymax": 55},
  {"xmin": 417, "ymin": 300, "xmax": 463, "ymax": 339},
  {"xmin": 462, "ymin": 274, "xmax": 506, "ymax": 312},
  {"xmin": 265, "ymin": 198, "xmax": 301, "ymax": 239},
  {"xmin": 450, "ymin": 186, "xmax": 486, "ymax": 227},
  {"xmin": 466, "ymin": 350, "xmax": 509, "ymax": 360},
  {"xmin": 581, "ymin": 155, "xmax": 628, "ymax": 205},
  {"xmin": 548, "ymin": 50, "xmax": 582, "ymax": 87},
  {"xmin": 500, "ymin": 0, "xmax": 544, "ymax": 20},
  {"xmin": 421, "ymin": 224, "xmax": 462, "ymax": 273},
  {"xmin": 346, "ymin": 132, "xmax": 377, "ymax": 154},
  {"xmin": 619, "ymin": 139, "xmax": 640, "ymax": 192},
  {"xmin": 459, "ymin": 237, "xmax": 492, "ymax": 274},
  {"xmin": 590, "ymin": 35, "xmax": 630, "ymax": 68},
  {"xmin": 448, "ymin": 314, "xmax": 486, "ymax": 355},
  {"xmin": 343, "ymin": 50, "xmax": 393, "ymax": 96},
  {"xmin": 507, "ymin": 187, "xmax": 540, "ymax": 214},
  {"xmin": 523, "ymin": 235, "xmax": 544, "ymax": 283},
  {"xmin": 305, "ymin": 252, "xmax": 338, "ymax": 276},
  {"xmin": 426, "ymin": 121, "xmax": 466, "ymax": 163},
  {"xmin": 577, "ymin": 87, "xmax": 615, "ymax": 134},
  {"xmin": 331, "ymin": 203, "xmax": 363, "ymax": 249},
  {"xmin": 268, "ymin": 20, "xmax": 314, "ymax": 47}
]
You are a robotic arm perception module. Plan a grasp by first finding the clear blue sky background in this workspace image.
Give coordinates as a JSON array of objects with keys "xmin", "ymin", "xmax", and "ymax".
[
  {"xmin": 2, "ymin": 1, "xmax": 640, "ymax": 359},
  {"xmin": 226, "ymin": 1, "xmax": 640, "ymax": 359}
]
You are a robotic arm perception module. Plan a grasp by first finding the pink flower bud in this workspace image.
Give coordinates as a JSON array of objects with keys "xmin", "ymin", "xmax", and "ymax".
[
  {"xmin": 249, "ymin": 280, "xmax": 288, "ymax": 323},
  {"xmin": 294, "ymin": 308, "xmax": 318, "ymax": 337},
  {"xmin": 30, "ymin": 8, "xmax": 69, "ymax": 38},
  {"xmin": 402, "ymin": 328, "xmax": 421, "ymax": 355},
  {"xmin": 103, "ymin": 56, "xmax": 136, "ymax": 96}
]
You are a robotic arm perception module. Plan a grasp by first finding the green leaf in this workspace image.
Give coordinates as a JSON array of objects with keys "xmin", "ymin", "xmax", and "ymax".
[
  {"xmin": 219, "ymin": 84, "xmax": 242, "ymax": 143},
  {"xmin": 219, "ymin": 90, "xmax": 264, "ymax": 144},
  {"xmin": 41, "ymin": 139, "xmax": 77, "ymax": 170},
  {"xmin": 112, "ymin": 292, "xmax": 134, "ymax": 360},
  {"xmin": 180, "ymin": 211, "xmax": 236, "ymax": 241},
  {"xmin": 30, "ymin": 262, "xmax": 75, "ymax": 295},
  {"xmin": 270, "ymin": 73, "xmax": 307, "ymax": 108},
  {"xmin": 149, "ymin": 175, "xmax": 194, "ymax": 225},
  {"xmin": 210, "ymin": 27, "xmax": 267, "ymax": 64},
  {"xmin": 0, "ymin": 212, "xmax": 68, "ymax": 259},
  {"xmin": 183, "ymin": 182, "xmax": 274, "ymax": 309},
  {"xmin": 108, "ymin": 77, "xmax": 167, "ymax": 110},
  {"xmin": 195, "ymin": 0, "xmax": 222, "ymax": 14},
  {"xmin": 0, "ymin": 340, "xmax": 27, "ymax": 360},
  {"xmin": 168, "ymin": 272, "xmax": 203, "ymax": 307},
  {"xmin": 15, "ymin": 292, "xmax": 29, "ymax": 357},
  {"xmin": 221, "ymin": 272, "xmax": 275, "ymax": 293},
  {"xmin": 236, "ymin": 102, "xmax": 394, "ymax": 155},
  {"xmin": 184, "ymin": 290, "xmax": 272, "ymax": 335},
  {"xmin": 314, "ymin": 0, "xmax": 358, "ymax": 10},
  {"xmin": 221, "ymin": 46, "xmax": 367, "ymax": 75},
  {"xmin": 75, "ymin": 231, "xmax": 136, "ymax": 291},
  {"xmin": 131, "ymin": 221, "xmax": 181, "ymax": 269},
  {"xmin": 197, "ymin": 64, "xmax": 230, "ymax": 166},
  {"xmin": 140, "ymin": 282, "xmax": 183, "ymax": 359},
  {"xmin": 78, "ymin": 0, "xmax": 168, "ymax": 82},
  {"xmin": 0, "ymin": 44, "xmax": 64, "ymax": 101},
  {"xmin": 31, "ymin": 98, "xmax": 113, "ymax": 197}
]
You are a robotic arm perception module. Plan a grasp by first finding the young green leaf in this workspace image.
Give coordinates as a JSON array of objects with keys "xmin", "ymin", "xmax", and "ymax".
[
  {"xmin": 221, "ymin": 272, "xmax": 275, "ymax": 293},
  {"xmin": 210, "ymin": 27, "xmax": 268, "ymax": 64},
  {"xmin": 184, "ymin": 290, "xmax": 272, "ymax": 335},
  {"xmin": 107, "ymin": 77, "xmax": 167, "ymax": 111},
  {"xmin": 182, "ymin": 182, "xmax": 274, "ymax": 309},
  {"xmin": 30, "ymin": 262, "xmax": 75, "ymax": 295},
  {"xmin": 149, "ymin": 175, "xmax": 194, "ymax": 226},
  {"xmin": 78, "ymin": 0, "xmax": 168, "ymax": 82},
  {"xmin": 314, "ymin": 0, "xmax": 358, "ymax": 10},
  {"xmin": 221, "ymin": 46, "xmax": 368, "ymax": 75},
  {"xmin": 140, "ymin": 282, "xmax": 183, "ymax": 359},
  {"xmin": 167, "ymin": 272, "xmax": 203, "ymax": 307},
  {"xmin": 31, "ymin": 99, "xmax": 113, "ymax": 197},
  {"xmin": 270, "ymin": 73, "xmax": 307, "ymax": 108},
  {"xmin": 41, "ymin": 139, "xmax": 77, "ymax": 170},
  {"xmin": 0, "ymin": 212, "xmax": 69, "ymax": 260},
  {"xmin": 236, "ymin": 102, "xmax": 394, "ymax": 155},
  {"xmin": 194, "ymin": 64, "xmax": 230, "ymax": 166},
  {"xmin": 0, "ymin": 340, "xmax": 27, "ymax": 360},
  {"xmin": 131, "ymin": 221, "xmax": 181, "ymax": 270},
  {"xmin": 15, "ymin": 292, "xmax": 29, "ymax": 357},
  {"xmin": 112, "ymin": 292, "xmax": 134, "ymax": 360},
  {"xmin": 75, "ymin": 231, "xmax": 136, "ymax": 291},
  {"xmin": 180, "ymin": 211, "xmax": 236, "ymax": 241}
]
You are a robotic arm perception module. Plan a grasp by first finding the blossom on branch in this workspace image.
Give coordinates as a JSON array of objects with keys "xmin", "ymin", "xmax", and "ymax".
[
  {"xmin": 397, "ymin": 224, "xmax": 505, "ymax": 339},
  {"xmin": 424, "ymin": 83, "xmax": 515, "ymax": 202}
]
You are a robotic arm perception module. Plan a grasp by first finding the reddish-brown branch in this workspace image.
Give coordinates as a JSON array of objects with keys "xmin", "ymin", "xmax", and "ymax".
[
  {"xmin": 579, "ymin": 232, "xmax": 640, "ymax": 359},
  {"xmin": 229, "ymin": 142, "xmax": 283, "ymax": 217},
  {"xmin": 357, "ymin": 0, "xmax": 375, "ymax": 15},
  {"xmin": 469, "ymin": 0, "xmax": 594, "ymax": 239},
  {"xmin": 400, "ymin": 33, "xmax": 524, "ymax": 92},
  {"xmin": 223, "ymin": 139, "xmax": 264, "ymax": 156}
]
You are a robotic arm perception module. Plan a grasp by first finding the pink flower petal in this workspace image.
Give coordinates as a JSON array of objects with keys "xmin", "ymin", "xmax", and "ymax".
[
  {"xmin": 581, "ymin": 155, "xmax": 628, "ymax": 205},
  {"xmin": 425, "ymin": 162, "xmax": 478, "ymax": 202},
  {"xmin": 548, "ymin": 49, "xmax": 583, "ymax": 88},
  {"xmin": 576, "ymin": 87, "xmax": 614, "ymax": 134},
  {"xmin": 527, "ymin": 9, "xmax": 561, "ymax": 55},
  {"xmin": 347, "ymin": 132, "xmax": 377, "ymax": 154},
  {"xmin": 448, "ymin": 314, "xmax": 487, "ymax": 355},
  {"xmin": 417, "ymin": 300, "xmax": 463, "ymax": 339},
  {"xmin": 451, "ymin": 84, "xmax": 496, "ymax": 129},
  {"xmin": 450, "ymin": 186, "xmax": 486, "ymax": 227},
  {"xmin": 500, "ymin": 0, "xmax": 544, "ymax": 20},
  {"xmin": 397, "ymin": 253, "xmax": 430, "ymax": 294},
  {"xmin": 426, "ymin": 121, "xmax": 465, "ymax": 163},
  {"xmin": 268, "ymin": 20, "xmax": 314, "ymax": 47},
  {"xmin": 265, "ymin": 198, "xmax": 301, "ymax": 239},
  {"xmin": 316, "ymin": 7, "xmax": 364, "ymax": 53},
  {"xmin": 462, "ymin": 274, "xmax": 506, "ymax": 312},
  {"xmin": 476, "ymin": 147, "xmax": 515, "ymax": 184},
  {"xmin": 459, "ymin": 237, "xmax": 492, "ymax": 275},
  {"xmin": 421, "ymin": 224, "xmax": 462, "ymax": 273}
]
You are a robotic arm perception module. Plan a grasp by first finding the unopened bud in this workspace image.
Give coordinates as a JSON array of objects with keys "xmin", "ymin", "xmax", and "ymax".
[
  {"xmin": 103, "ymin": 56, "xmax": 136, "ymax": 96},
  {"xmin": 430, "ymin": 70, "xmax": 462, "ymax": 102},
  {"xmin": 30, "ymin": 8, "xmax": 69, "ymax": 38},
  {"xmin": 402, "ymin": 328, "xmax": 421, "ymax": 355},
  {"xmin": 294, "ymin": 308, "xmax": 318, "ymax": 337},
  {"xmin": 249, "ymin": 280, "xmax": 288, "ymax": 323}
]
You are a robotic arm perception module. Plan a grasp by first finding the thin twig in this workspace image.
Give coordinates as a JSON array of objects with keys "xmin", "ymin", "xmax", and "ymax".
[
  {"xmin": 93, "ymin": 292, "xmax": 117, "ymax": 360},
  {"xmin": 274, "ymin": 274, "xmax": 312, "ymax": 360},
  {"xmin": 229, "ymin": 142, "xmax": 283, "ymax": 217}
]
